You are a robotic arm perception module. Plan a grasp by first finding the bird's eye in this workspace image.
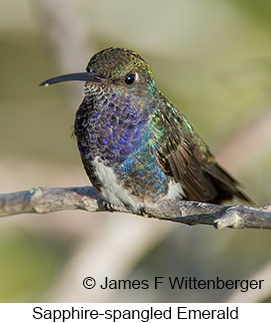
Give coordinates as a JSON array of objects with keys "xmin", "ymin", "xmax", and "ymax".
[{"xmin": 124, "ymin": 73, "xmax": 137, "ymax": 85}]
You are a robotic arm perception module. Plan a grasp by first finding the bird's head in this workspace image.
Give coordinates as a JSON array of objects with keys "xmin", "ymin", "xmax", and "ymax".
[{"xmin": 40, "ymin": 47, "xmax": 156, "ymax": 99}]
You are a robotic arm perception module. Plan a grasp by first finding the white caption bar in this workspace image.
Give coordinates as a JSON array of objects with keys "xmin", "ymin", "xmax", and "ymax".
[{"xmin": 0, "ymin": 303, "xmax": 269, "ymax": 322}]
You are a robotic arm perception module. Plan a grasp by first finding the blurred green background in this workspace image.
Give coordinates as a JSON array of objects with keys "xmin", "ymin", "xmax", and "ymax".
[{"xmin": 0, "ymin": 0, "xmax": 270, "ymax": 302}]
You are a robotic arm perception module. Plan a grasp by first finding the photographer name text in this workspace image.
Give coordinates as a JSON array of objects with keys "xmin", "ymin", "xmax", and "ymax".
[{"xmin": 90, "ymin": 276, "xmax": 264, "ymax": 292}]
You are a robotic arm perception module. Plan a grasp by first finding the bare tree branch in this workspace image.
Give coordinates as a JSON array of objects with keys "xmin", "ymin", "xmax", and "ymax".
[{"xmin": 0, "ymin": 186, "xmax": 270, "ymax": 229}]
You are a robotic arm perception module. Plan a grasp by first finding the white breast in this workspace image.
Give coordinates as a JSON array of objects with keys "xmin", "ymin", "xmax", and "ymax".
[{"xmin": 92, "ymin": 157, "xmax": 144, "ymax": 213}]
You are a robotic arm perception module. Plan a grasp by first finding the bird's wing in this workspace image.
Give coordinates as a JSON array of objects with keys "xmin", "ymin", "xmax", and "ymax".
[{"xmin": 151, "ymin": 101, "xmax": 250, "ymax": 203}]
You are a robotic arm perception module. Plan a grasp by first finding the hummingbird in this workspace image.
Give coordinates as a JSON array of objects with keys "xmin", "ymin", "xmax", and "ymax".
[{"xmin": 40, "ymin": 47, "xmax": 250, "ymax": 214}]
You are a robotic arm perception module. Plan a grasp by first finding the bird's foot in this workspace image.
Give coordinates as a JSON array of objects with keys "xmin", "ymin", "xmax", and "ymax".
[{"xmin": 103, "ymin": 201, "xmax": 115, "ymax": 212}]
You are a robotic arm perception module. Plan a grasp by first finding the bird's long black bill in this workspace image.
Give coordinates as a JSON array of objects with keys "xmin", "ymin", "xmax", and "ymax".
[{"xmin": 39, "ymin": 72, "xmax": 103, "ymax": 87}]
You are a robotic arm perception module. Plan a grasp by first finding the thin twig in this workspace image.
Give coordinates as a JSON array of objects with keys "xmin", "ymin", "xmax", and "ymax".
[{"xmin": 0, "ymin": 186, "xmax": 270, "ymax": 229}]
